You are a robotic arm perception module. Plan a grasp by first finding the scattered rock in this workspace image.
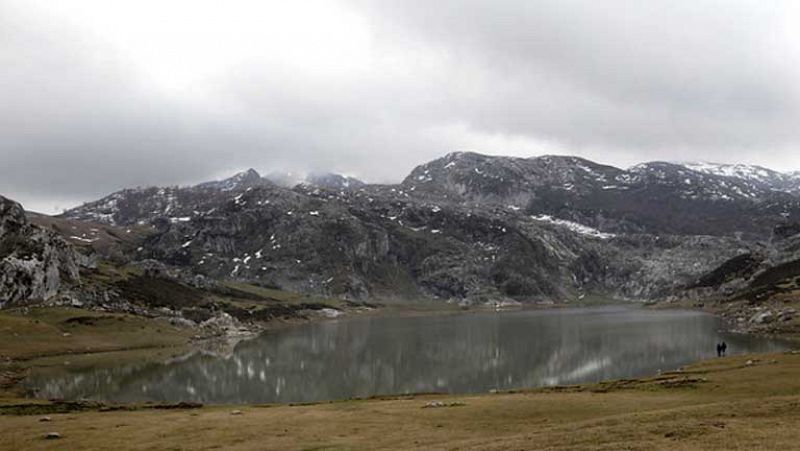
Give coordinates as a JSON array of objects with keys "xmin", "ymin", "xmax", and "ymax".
[
  {"xmin": 750, "ymin": 311, "xmax": 773, "ymax": 325},
  {"xmin": 424, "ymin": 401, "xmax": 445, "ymax": 408},
  {"xmin": 39, "ymin": 416, "xmax": 52, "ymax": 422},
  {"xmin": 318, "ymin": 308, "xmax": 343, "ymax": 319},
  {"xmin": 44, "ymin": 432, "xmax": 61, "ymax": 440},
  {"xmin": 778, "ymin": 309, "xmax": 796, "ymax": 322},
  {"xmin": 230, "ymin": 410, "xmax": 243, "ymax": 415},
  {"xmin": 200, "ymin": 312, "xmax": 248, "ymax": 337}
]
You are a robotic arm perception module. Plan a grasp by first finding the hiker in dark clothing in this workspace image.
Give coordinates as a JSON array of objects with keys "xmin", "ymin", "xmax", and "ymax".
[
  {"xmin": 716, "ymin": 343, "xmax": 722, "ymax": 357},
  {"xmin": 721, "ymin": 341, "xmax": 728, "ymax": 357}
]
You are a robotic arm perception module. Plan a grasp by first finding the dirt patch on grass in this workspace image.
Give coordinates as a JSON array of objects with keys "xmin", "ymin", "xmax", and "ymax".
[
  {"xmin": 62, "ymin": 315, "xmax": 121, "ymax": 327},
  {"xmin": 0, "ymin": 401, "xmax": 103, "ymax": 416}
]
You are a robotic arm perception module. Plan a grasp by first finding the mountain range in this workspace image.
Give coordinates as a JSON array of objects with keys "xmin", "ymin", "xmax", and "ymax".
[{"xmin": 3, "ymin": 152, "xmax": 800, "ymax": 333}]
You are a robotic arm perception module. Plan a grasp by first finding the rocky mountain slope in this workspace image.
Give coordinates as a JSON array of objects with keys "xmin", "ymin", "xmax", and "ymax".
[
  {"xmin": 57, "ymin": 153, "xmax": 800, "ymax": 304},
  {"xmin": 405, "ymin": 153, "xmax": 800, "ymax": 237},
  {"xmin": 1, "ymin": 194, "xmax": 365, "ymax": 335}
]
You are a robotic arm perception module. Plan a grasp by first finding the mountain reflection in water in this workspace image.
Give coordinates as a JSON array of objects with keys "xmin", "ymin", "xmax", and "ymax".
[{"xmin": 26, "ymin": 306, "xmax": 788, "ymax": 404}]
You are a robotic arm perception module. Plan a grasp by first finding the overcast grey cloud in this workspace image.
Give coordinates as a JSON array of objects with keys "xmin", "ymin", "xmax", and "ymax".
[{"xmin": 2, "ymin": 0, "xmax": 800, "ymax": 213}]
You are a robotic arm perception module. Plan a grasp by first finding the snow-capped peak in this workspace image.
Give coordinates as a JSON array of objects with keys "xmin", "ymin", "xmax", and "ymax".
[{"xmin": 677, "ymin": 162, "xmax": 780, "ymax": 184}]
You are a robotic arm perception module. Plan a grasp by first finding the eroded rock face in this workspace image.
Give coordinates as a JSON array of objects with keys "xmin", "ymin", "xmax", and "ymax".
[{"xmin": 0, "ymin": 196, "xmax": 80, "ymax": 307}]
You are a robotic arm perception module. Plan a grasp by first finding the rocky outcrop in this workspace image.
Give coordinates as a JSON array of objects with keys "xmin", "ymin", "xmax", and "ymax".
[{"xmin": 0, "ymin": 196, "xmax": 81, "ymax": 307}]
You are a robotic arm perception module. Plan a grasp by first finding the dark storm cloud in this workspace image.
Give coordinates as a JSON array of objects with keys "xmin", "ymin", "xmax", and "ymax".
[{"xmin": 2, "ymin": 0, "xmax": 800, "ymax": 213}]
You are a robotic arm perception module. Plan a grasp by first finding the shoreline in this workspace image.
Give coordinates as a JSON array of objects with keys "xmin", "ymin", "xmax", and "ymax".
[
  {"xmin": 5, "ymin": 301, "xmax": 796, "ymax": 408},
  {"xmin": 651, "ymin": 297, "xmax": 800, "ymax": 343}
]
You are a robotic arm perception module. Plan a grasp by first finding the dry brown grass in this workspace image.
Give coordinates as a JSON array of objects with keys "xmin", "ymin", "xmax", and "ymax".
[{"xmin": 0, "ymin": 308, "xmax": 191, "ymax": 361}]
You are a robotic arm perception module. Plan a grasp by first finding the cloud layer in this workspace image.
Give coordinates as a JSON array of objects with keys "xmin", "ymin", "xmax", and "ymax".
[{"xmin": 3, "ymin": 0, "xmax": 800, "ymax": 212}]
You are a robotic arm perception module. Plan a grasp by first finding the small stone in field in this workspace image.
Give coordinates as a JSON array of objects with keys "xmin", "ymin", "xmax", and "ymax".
[
  {"xmin": 44, "ymin": 432, "xmax": 61, "ymax": 440},
  {"xmin": 230, "ymin": 410, "xmax": 243, "ymax": 415},
  {"xmin": 39, "ymin": 416, "xmax": 52, "ymax": 422},
  {"xmin": 422, "ymin": 401, "xmax": 465, "ymax": 409}
]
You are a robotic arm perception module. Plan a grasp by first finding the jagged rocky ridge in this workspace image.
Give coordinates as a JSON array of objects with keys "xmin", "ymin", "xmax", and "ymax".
[{"xmin": 59, "ymin": 153, "xmax": 800, "ymax": 304}]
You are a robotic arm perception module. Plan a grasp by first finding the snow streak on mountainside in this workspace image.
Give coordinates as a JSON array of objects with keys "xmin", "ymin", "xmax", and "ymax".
[{"xmin": 530, "ymin": 214, "xmax": 615, "ymax": 240}]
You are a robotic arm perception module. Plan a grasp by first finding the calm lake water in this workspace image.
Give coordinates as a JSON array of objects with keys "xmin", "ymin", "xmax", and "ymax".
[{"xmin": 26, "ymin": 306, "xmax": 790, "ymax": 404}]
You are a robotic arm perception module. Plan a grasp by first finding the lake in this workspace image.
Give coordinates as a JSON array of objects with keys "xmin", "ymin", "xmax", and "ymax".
[{"xmin": 25, "ymin": 306, "xmax": 789, "ymax": 404}]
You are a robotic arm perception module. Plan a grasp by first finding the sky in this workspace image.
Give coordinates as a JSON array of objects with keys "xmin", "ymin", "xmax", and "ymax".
[{"xmin": 3, "ymin": 0, "xmax": 800, "ymax": 213}]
